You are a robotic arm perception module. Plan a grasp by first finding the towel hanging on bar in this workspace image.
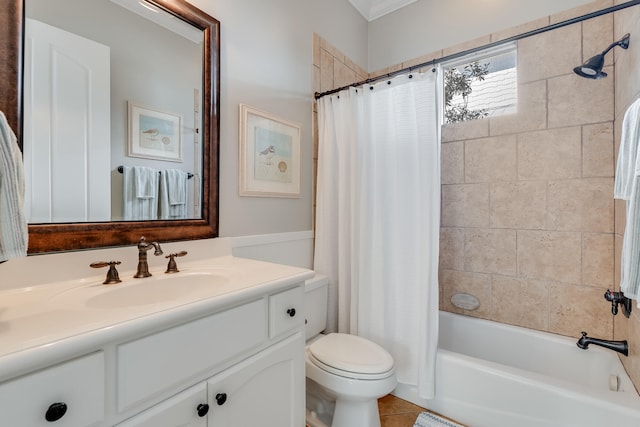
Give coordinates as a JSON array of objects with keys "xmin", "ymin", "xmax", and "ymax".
[{"xmin": 117, "ymin": 166, "xmax": 193, "ymax": 179}]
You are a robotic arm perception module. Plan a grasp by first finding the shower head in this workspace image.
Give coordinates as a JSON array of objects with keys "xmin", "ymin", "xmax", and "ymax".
[{"xmin": 574, "ymin": 33, "xmax": 630, "ymax": 79}]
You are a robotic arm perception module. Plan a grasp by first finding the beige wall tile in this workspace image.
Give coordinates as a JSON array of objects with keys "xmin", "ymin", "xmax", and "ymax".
[
  {"xmin": 548, "ymin": 69, "xmax": 614, "ymax": 128},
  {"xmin": 490, "ymin": 17, "xmax": 549, "ymax": 43},
  {"xmin": 441, "ymin": 118, "xmax": 489, "ymax": 143},
  {"xmin": 583, "ymin": 15, "xmax": 614, "ymax": 66},
  {"xmin": 614, "ymin": 234, "xmax": 623, "ymax": 291},
  {"xmin": 547, "ymin": 178, "xmax": 614, "ymax": 232},
  {"xmin": 442, "ymin": 35, "xmax": 492, "ymax": 58},
  {"xmin": 583, "ymin": 233, "xmax": 614, "ymax": 287},
  {"xmin": 518, "ymin": 23, "xmax": 582, "ymax": 84},
  {"xmin": 614, "ymin": 107, "xmax": 622, "ymax": 164},
  {"xmin": 333, "ymin": 59, "xmax": 357, "ymax": 90},
  {"xmin": 491, "ymin": 275, "xmax": 549, "ymax": 330},
  {"xmin": 320, "ymin": 49, "xmax": 335, "ymax": 93},
  {"xmin": 441, "ymin": 183, "xmax": 490, "ymax": 228},
  {"xmin": 517, "ymin": 127, "xmax": 582, "ymax": 180},
  {"xmin": 583, "ymin": 122, "xmax": 614, "ymax": 177},
  {"xmin": 615, "ymin": 198, "xmax": 626, "ymax": 236},
  {"xmin": 402, "ymin": 50, "xmax": 443, "ymax": 70},
  {"xmin": 489, "ymin": 80, "xmax": 547, "ymax": 136},
  {"xmin": 465, "ymin": 135, "xmax": 517, "ymax": 183},
  {"xmin": 344, "ymin": 56, "xmax": 367, "ymax": 81},
  {"xmin": 613, "ymin": 0, "xmax": 635, "ymax": 343},
  {"xmin": 368, "ymin": 63, "xmax": 403, "ymax": 80},
  {"xmin": 440, "ymin": 227, "xmax": 465, "ymax": 270},
  {"xmin": 319, "ymin": 37, "xmax": 344, "ymax": 63},
  {"xmin": 440, "ymin": 269, "xmax": 492, "ymax": 318},
  {"xmin": 490, "ymin": 181, "xmax": 547, "ymax": 229},
  {"xmin": 517, "ymin": 230, "xmax": 582, "ymax": 283},
  {"xmin": 549, "ymin": 282, "xmax": 613, "ymax": 338},
  {"xmin": 313, "ymin": 65, "xmax": 321, "ymax": 95},
  {"xmin": 614, "ymin": 0, "xmax": 640, "ymax": 39},
  {"xmin": 550, "ymin": 0, "xmax": 613, "ymax": 24},
  {"xmin": 464, "ymin": 228, "xmax": 517, "ymax": 275},
  {"xmin": 614, "ymin": 20, "xmax": 640, "ymax": 116},
  {"xmin": 441, "ymin": 141, "xmax": 464, "ymax": 184}
]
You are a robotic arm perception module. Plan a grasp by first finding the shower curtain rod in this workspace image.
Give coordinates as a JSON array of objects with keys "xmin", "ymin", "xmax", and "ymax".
[{"xmin": 314, "ymin": 0, "xmax": 640, "ymax": 100}]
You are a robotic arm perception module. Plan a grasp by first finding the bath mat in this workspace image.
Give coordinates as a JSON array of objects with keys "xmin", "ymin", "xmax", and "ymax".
[{"xmin": 413, "ymin": 411, "xmax": 466, "ymax": 427}]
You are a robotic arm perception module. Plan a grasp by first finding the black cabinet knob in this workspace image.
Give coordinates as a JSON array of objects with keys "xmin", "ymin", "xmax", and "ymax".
[
  {"xmin": 215, "ymin": 393, "xmax": 227, "ymax": 405},
  {"xmin": 45, "ymin": 402, "xmax": 67, "ymax": 422},
  {"xmin": 286, "ymin": 308, "xmax": 296, "ymax": 317},
  {"xmin": 197, "ymin": 403, "xmax": 209, "ymax": 417}
]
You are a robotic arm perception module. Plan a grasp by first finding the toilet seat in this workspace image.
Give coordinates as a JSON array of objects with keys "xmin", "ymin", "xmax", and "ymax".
[{"xmin": 308, "ymin": 333, "xmax": 394, "ymax": 380}]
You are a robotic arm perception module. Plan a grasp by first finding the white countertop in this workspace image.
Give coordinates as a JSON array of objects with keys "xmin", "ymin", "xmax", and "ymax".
[{"xmin": 0, "ymin": 254, "xmax": 313, "ymax": 381}]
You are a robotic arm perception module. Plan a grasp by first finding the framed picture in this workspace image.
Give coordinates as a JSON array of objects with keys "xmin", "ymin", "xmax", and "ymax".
[
  {"xmin": 128, "ymin": 102, "xmax": 182, "ymax": 162},
  {"xmin": 239, "ymin": 104, "xmax": 301, "ymax": 198}
]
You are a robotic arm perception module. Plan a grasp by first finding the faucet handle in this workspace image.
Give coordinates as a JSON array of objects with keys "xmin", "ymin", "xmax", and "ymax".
[
  {"xmin": 165, "ymin": 251, "xmax": 188, "ymax": 274},
  {"xmin": 90, "ymin": 261, "xmax": 122, "ymax": 285}
]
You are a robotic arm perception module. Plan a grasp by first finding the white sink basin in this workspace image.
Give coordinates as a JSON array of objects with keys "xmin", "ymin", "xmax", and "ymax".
[{"xmin": 85, "ymin": 272, "xmax": 229, "ymax": 309}]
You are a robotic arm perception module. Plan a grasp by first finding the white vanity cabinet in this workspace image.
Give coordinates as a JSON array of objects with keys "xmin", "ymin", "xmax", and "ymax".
[
  {"xmin": 119, "ymin": 332, "xmax": 304, "ymax": 427},
  {"xmin": 0, "ymin": 352, "xmax": 105, "ymax": 427},
  {"xmin": 206, "ymin": 332, "xmax": 304, "ymax": 426},
  {"xmin": 116, "ymin": 383, "xmax": 208, "ymax": 427},
  {"xmin": 0, "ymin": 276, "xmax": 307, "ymax": 427},
  {"xmin": 115, "ymin": 288, "xmax": 304, "ymax": 426}
]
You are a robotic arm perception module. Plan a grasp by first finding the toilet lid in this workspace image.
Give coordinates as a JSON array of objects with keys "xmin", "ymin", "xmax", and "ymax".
[{"xmin": 308, "ymin": 333, "xmax": 394, "ymax": 375}]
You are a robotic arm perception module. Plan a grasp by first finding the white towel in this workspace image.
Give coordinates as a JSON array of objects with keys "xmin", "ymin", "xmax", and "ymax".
[
  {"xmin": 614, "ymin": 97, "xmax": 640, "ymax": 305},
  {"xmin": 0, "ymin": 111, "xmax": 28, "ymax": 261},
  {"xmin": 122, "ymin": 166, "xmax": 159, "ymax": 220},
  {"xmin": 159, "ymin": 169, "xmax": 188, "ymax": 219}
]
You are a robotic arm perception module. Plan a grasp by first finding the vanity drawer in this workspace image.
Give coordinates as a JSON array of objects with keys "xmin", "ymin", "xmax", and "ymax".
[
  {"xmin": 269, "ymin": 285, "xmax": 304, "ymax": 338},
  {"xmin": 0, "ymin": 352, "xmax": 105, "ymax": 427},
  {"xmin": 117, "ymin": 299, "xmax": 267, "ymax": 412}
]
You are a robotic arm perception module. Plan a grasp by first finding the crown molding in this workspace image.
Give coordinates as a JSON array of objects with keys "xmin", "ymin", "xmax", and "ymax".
[{"xmin": 348, "ymin": 0, "xmax": 417, "ymax": 21}]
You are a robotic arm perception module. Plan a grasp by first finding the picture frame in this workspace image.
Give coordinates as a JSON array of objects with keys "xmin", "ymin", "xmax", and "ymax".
[
  {"xmin": 128, "ymin": 102, "xmax": 182, "ymax": 162},
  {"xmin": 239, "ymin": 104, "xmax": 301, "ymax": 198}
]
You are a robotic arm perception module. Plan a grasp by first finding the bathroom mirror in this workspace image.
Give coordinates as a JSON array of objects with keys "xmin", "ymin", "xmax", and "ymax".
[{"xmin": 0, "ymin": 0, "xmax": 219, "ymax": 253}]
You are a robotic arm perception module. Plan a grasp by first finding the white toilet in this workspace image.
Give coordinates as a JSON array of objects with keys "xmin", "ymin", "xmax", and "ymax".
[{"xmin": 304, "ymin": 274, "xmax": 397, "ymax": 427}]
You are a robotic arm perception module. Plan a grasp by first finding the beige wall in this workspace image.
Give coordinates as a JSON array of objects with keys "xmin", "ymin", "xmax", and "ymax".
[
  {"xmin": 614, "ymin": 0, "xmax": 640, "ymax": 393},
  {"xmin": 314, "ymin": 0, "xmax": 640, "ymax": 390}
]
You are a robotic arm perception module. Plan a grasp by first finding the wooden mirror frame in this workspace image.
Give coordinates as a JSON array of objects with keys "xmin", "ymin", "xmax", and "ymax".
[{"xmin": 0, "ymin": 0, "xmax": 219, "ymax": 253}]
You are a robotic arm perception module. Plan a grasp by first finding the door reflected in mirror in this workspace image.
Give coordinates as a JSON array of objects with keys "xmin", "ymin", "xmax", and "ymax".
[{"xmin": 25, "ymin": 0, "xmax": 203, "ymax": 223}]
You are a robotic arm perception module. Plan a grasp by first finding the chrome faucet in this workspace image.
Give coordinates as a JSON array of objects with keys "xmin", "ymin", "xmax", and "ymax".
[
  {"xmin": 576, "ymin": 332, "xmax": 628, "ymax": 356},
  {"xmin": 134, "ymin": 237, "xmax": 163, "ymax": 278}
]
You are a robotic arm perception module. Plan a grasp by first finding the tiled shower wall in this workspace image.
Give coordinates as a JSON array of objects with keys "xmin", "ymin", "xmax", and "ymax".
[
  {"xmin": 435, "ymin": 5, "xmax": 616, "ymax": 339},
  {"xmin": 312, "ymin": 0, "xmax": 640, "ymax": 389},
  {"xmin": 614, "ymin": 0, "xmax": 640, "ymax": 392}
]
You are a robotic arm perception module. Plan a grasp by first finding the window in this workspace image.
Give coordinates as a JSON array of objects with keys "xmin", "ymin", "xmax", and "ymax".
[{"xmin": 443, "ymin": 42, "xmax": 517, "ymax": 124}]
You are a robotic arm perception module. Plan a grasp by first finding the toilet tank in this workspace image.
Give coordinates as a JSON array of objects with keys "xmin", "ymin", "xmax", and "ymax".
[{"xmin": 304, "ymin": 273, "xmax": 329, "ymax": 340}]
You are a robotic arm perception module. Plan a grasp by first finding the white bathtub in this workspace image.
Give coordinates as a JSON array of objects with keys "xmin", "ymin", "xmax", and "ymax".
[{"xmin": 393, "ymin": 311, "xmax": 640, "ymax": 427}]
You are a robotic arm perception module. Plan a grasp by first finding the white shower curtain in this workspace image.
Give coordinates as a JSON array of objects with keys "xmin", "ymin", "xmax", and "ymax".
[{"xmin": 314, "ymin": 71, "xmax": 442, "ymax": 399}]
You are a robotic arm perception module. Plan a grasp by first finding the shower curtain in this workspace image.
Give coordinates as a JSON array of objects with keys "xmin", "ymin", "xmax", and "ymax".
[{"xmin": 314, "ymin": 70, "xmax": 442, "ymax": 399}]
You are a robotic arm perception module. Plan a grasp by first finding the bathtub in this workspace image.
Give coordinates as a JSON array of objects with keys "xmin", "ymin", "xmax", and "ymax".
[{"xmin": 393, "ymin": 311, "xmax": 640, "ymax": 427}]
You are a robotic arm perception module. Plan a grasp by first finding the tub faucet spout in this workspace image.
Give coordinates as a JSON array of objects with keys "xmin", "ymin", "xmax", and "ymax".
[{"xmin": 576, "ymin": 332, "xmax": 628, "ymax": 356}]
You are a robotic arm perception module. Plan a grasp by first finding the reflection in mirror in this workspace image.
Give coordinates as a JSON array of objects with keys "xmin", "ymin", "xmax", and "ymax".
[
  {"xmin": 25, "ymin": 0, "xmax": 203, "ymax": 223},
  {"xmin": 0, "ymin": 0, "xmax": 220, "ymax": 253}
]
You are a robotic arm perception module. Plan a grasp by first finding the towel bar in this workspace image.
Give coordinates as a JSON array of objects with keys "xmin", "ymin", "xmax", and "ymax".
[{"xmin": 117, "ymin": 166, "xmax": 193, "ymax": 179}]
